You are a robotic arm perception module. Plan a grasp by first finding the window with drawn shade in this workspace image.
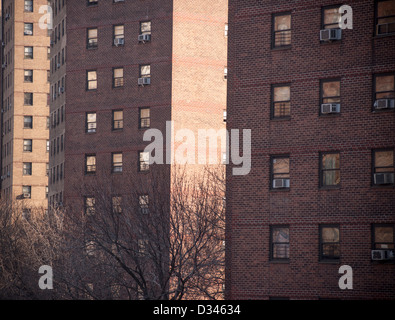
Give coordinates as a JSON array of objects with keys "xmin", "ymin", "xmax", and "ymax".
[
  {"xmin": 320, "ymin": 225, "xmax": 340, "ymax": 260},
  {"xmin": 322, "ymin": 6, "xmax": 341, "ymax": 29},
  {"xmin": 139, "ymin": 152, "xmax": 150, "ymax": 172},
  {"xmin": 87, "ymin": 70, "xmax": 97, "ymax": 90},
  {"xmin": 113, "ymin": 68, "xmax": 124, "ymax": 87},
  {"xmin": 112, "ymin": 110, "xmax": 123, "ymax": 130},
  {"xmin": 87, "ymin": 28, "xmax": 98, "ymax": 49},
  {"xmin": 85, "ymin": 197, "xmax": 95, "ymax": 216},
  {"xmin": 272, "ymin": 85, "xmax": 290, "ymax": 118},
  {"xmin": 112, "ymin": 153, "xmax": 122, "ymax": 173},
  {"xmin": 376, "ymin": 0, "xmax": 395, "ymax": 35},
  {"xmin": 86, "ymin": 112, "xmax": 96, "ymax": 133},
  {"xmin": 270, "ymin": 226, "xmax": 290, "ymax": 260},
  {"xmin": 85, "ymin": 155, "xmax": 96, "ymax": 174},
  {"xmin": 273, "ymin": 13, "xmax": 291, "ymax": 48},
  {"xmin": 321, "ymin": 80, "xmax": 341, "ymax": 104},
  {"xmin": 112, "ymin": 196, "xmax": 122, "ymax": 214},
  {"xmin": 374, "ymin": 74, "xmax": 395, "ymax": 100},
  {"xmin": 373, "ymin": 149, "xmax": 394, "ymax": 185},
  {"xmin": 114, "ymin": 25, "xmax": 124, "ymax": 41},
  {"xmin": 373, "ymin": 225, "xmax": 394, "ymax": 249},
  {"xmin": 320, "ymin": 153, "xmax": 340, "ymax": 187},
  {"xmin": 139, "ymin": 195, "xmax": 149, "ymax": 214},
  {"xmin": 139, "ymin": 108, "xmax": 150, "ymax": 129},
  {"xmin": 271, "ymin": 156, "xmax": 290, "ymax": 188},
  {"xmin": 140, "ymin": 21, "xmax": 151, "ymax": 35}
]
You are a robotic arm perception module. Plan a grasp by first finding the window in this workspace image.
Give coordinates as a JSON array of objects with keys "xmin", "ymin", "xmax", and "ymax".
[
  {"xmin": 320, "ymin": 225, "xmax": 340, "ymax": 260},
  {"xmin": 224, "ymin": 67, "xmax": 228, "ymax": 80},
  {"xmin": 46, "ymin": 186, "xmax": 49, "ymax": 199},
  {"xmin": 139, "ymin": 152, "xmax": 150, "ymax": 172},
  {"xmin": 272, "ymin": 85, "xmax": 291, "ymax": 118},
  {"xmin": 24, "ymin": 23, "xmax": 33, "ymax": 36},
  {"xmin": 86, "ymin": 112, "xmax": 96, "ymax": 133},
  {"xmin": 24, "ymin": 70, "xmax": 33, "ymax": 82},
  {"xmin": 23, "ymin": 163, "xmax": 32, "ymax": 176},
  {"xmin": 372, "ymin": 224, "xmax": 394, "ymax": 249},
  {"xmin": 112, "ymin": 110, "xmax": 123, "ymax": 130},
  {"xmin": 374, "ymin": 74, "xmax": 395, "ymax": 109},
  {"xmin": 112, "ymin": 153, "xmax": 122, "ymax": 173},
  {"xmin": 376, "ymin": 0, "xmax": 395, "ymax": 35},
  {"xmin": 113, "ymin": 25, "xmax": 124, "ymax": 44},
  {"xmin": 270, "ymin": 226, "xmax": 290, "ymax": 260},
  {"xmin": 85, "ymin": 197, "xmax": 95, "ymax": 216},
  {"xmin": 22, "ymin": 186, "xmax": 32, "ymax": 198},
  {"xmin": 373, "ymin": 149, "xmax": 394, "ymax": 185},
  {"xmin": 87, "ymin": 70, "xmax": 97, "ymax": 90},
  {"xmin": 85, "ymin": 155, "xmax": 96, "ymax": 174},
  {"xmin": 272, "ymin": 13, "xmax": 291, "ymax": 48},
  {"xmin": 140, "ymin": 21, "xmax": 151, "ymax": 35},
  {"xmin": 271, "ymin": 156, "xmax": 290, "ymax": 189},
  {"xmin": 139, "ymin": 108, "xmax": 150, "ymax": 129},
  {"xmin": 139, "ymin": 195, "xmax": 149, "ymax": 214},
  {"xmin": 320, "ymin": 79, "xmax": 341, "ymax": 113},
  {"xmin": 87, "ymin": 28, "xmax": 98, "ymax": 49},
  {"xmin": 140, "ymin": 65, "xmax": 151, "ymax": 78},
  {"xmin": 24, "ymin": 116, "xmax": 33, "ymax": 129},
  {"xmin": 24, "ymin": 0, "xmax": 33, "ymax": 12},
  {"xmin": 23, "ymin": 140, "xmax": 32, "ymax": 152},
  {"xmin": 87, "ymin": 0, "xmax": 98, "ymax": 6},
  {"xmin": 224, "ymin": 23, "xmax": 228, "ymax": 37},
  {"xmin": 47, "ymin": 140, "xmax": 50, "ymax": 153},
  {"xmin": 320, "ymin": 152, "xmax": 340, "ymax": 187},
  {"xmin": 24, "ymin": 93, "xmax": 33, "ymax": 105},
  {"xmin": 112, "ymin": 196, "xmax": 122, "ymax": 214},
  {"xmin": 47, "ymin": 117, "xmax": 50, "ymax": 129},
  {"xmin": 24, "ymin": 47, "xmax": 33, "ymax": 59},
  {"xmin": 113, "ymin": 68, "xmax": 124, "ymax": 87},
  {"xmin": 322, "ymin": 6, "xmax": 341, "ymax": 29}
]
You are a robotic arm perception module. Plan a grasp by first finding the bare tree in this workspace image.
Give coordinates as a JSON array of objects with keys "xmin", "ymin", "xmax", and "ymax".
[{"xmin": 58, "ymin": 165, "xmax": 225, "ymax": 300}]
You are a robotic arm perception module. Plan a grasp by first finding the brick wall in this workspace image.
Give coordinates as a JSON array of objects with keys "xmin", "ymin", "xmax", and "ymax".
[{"xmin": 226, "ymin": 0, "xmax": 395, "ymax": 299}]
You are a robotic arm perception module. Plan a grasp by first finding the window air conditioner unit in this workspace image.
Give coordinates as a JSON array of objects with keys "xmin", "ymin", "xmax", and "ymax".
[
  {"xmin": 113, "ymin": 0, "xmax": 124, "ymax": 2},
  {"xmin": 23, "ymin": 193, "xmax": 31, "ymax": 199},
  {"xmin": 2, "ymin": 64, "xmax": 7, "ymax": 69},
  {"xmin": 138, "ymin": 34, "xmax": 151, "ymax": 42},
  {"xmin": 273, "ymin": 179, "xmax": 290, "ymax": 189},
  {"xmin": 320, "ymin": 28, "xmax": 342, "ymax": 41},
  {"xmin": 372, "ymin": 250, "xmax": 395, "ymax": 261},
  {"xmin": 57, "ymin": 63, "xmax": 61, "ymax": 68},
  {"xmin": 5, "ymin": 13, "xmax": 10, "ymax": 21},
  {"xmin": 59, "ymin": 87, "xmax": 64, "ymax": 93},
  {"xmin": 114, "ymin": 38, "xmax": 125, "ymax": 46},
  {"xmin": 321, "ymin": 103, "xmax": 340, "ymax": 114},
  {"xmin": 374, "ymin": 173, "xmax": 394, "ymax": 185},
  {"xmin": 138, "ymin": 77, "xmax": 151, "ymax": 86},
  {"xmin": 374, "ymin": 99, "xmax": 395, "ymax": 110},
  {"xmin": 7, "ymin": 172, "xmax": 10, "ymax": 177}
]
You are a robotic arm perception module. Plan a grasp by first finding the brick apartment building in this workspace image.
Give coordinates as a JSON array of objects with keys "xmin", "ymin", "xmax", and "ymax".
[
  {"xmin": 48, "ymin": 0, "xmax": 228, "ymax": 218},
  {"xmin": 226, "ymin": 0, "xmax": 395, "ymax": 299},
  {"xmin": 1, "ymin": 0, "xmax": 50, "ymax": 211}
]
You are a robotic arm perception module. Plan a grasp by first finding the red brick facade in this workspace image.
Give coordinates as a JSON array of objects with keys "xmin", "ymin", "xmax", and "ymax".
[{"xmin": 226, "ymin": 0, "xmax": 395, "ymax": 299}]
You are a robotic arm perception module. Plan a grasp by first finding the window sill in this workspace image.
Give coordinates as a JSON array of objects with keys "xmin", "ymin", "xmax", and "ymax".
[
  {"xmin": 270, "ymin": 188, "xmax": 290, "ymax": 192},
  {"xmin": 319, "ymin": 259, "xmax": 341, "ymax": 264},
  {"xmin": 319, "ymin": 113, "xmax": 341, "ymax": 117},
  {"xmin": 371, "ymin": 184, "xmax": 394, "ymax": 189},
  {"xmin": 371, "ymin": 108, "xmax": 395, "ymax": 113},
  {"xmin": 373, "ymin": 33, "xmax": 395, "ymax": 39},
  {"xmin": 271, "ymin": 117, "xmax": 291, "ymax": 121},
  {"xmin": 271, "ymin": 46, "xmax": 291, "ymax": 51},
  {"xmin": 319, "ymin": 186, "xmax": 341, "ymax": 191},
  {"xmin": 269, "ymin": 259, "xmax": 290, "ymax": 264},
  {"xmin": 319, "ymin": 40, "xmax": 341, "ymax": 45}
]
